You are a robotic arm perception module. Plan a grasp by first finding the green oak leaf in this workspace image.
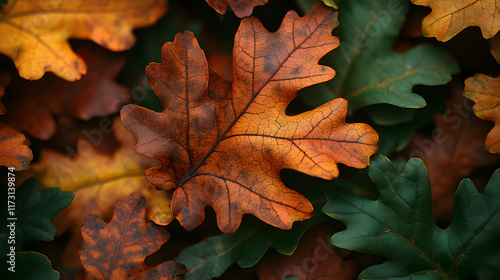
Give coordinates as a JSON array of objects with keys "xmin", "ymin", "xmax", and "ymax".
[
  {"xmin": 175, "ymin": 174, "xmax": 328, "ymax": 280},
  {"xmin": 299, "ymin": 0, "xmax": 458, "ymax": 124},
  {"xmin": 323, "ymin": 154, "xmax": 500, "ymax": 279},
  {"xmin": 1, "ymin": 251, "xmax": 59, "ymax": 280},
  {"xmin": 0, "ymin": 178, "xmax": 74, "ymax": 255}
]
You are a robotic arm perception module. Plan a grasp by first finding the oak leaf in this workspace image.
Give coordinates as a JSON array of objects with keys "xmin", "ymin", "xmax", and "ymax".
[
  {"xmin": 79, "ymin": 193, "xmax": 185, "ymax": 280},
  {"xmin": 324, "ymin": 154, "xmax": 500, "ymax": 279},
  {"xmin": 121, "ymin": 5, "xmax": 378, "ymax": 234},
  {"xmin": 406, "ymin": 88, "xmax": 499, "ymax": 221},
  {"xmin": 2, "ymin": 45, "xmax": 129, "ymax": 140},
  {"xmin": 256, "ymin": 224, "xmax": 356, "ymax": 280},
  {"xmin": 0, "ymin": 122, "xmax": 32, "ymax": 170},
  {"xmin": 205, "ymin": 0, "xmax": 267, "ymax": 18},
  {"xmin": 30, "ymin": 118, "xmax": 172, "ymax": 268},
  {"xmin": 464, "ymin": 74, "xmax": 500, "ymax": 153},
  {"xmin": 0, "ymin": 0, "xmax": 166, "ymax": 81},
  {"xmin": 412, "ymin": 0, "xmax": 500, "ymax": 41}
]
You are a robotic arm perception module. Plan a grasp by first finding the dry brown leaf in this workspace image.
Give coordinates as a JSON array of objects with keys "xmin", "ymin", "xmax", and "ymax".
[
  {"xmin": 205, "ymin": 0, "xmax": 267, "ymax": 18},
  {"xmin": 121, "ymin": 5, "xmax": 378, "ymax": 234},
  {"xmin": 30, "ymin": 118, "xmax": 172, "ymax": 268},
  {"xmin": 0, "ymin": 0, "xmax": 166, "ymax": 81},
  {"xmin": 0, "ymin": 122, "xmax": 32, "ymax": 170},
  {"xmin": 2, "ymin": 44, "xmax": 129, "ymax": 140},
  {"xmin": 80, "ymin": 193, "xmax": 185, "ymax": 280},
  {"xmin": 407, "ymin": 87, "xmax": 499, "ymax": 220}
]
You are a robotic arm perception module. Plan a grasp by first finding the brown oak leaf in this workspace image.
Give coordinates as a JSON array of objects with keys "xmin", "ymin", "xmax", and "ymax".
[
  {"xmin": 406, "ymin": 86, "xmax": 499, "ymax": 221},
  {"xmin": 412, "ymin": 0, "xmax": 500, "ymax": 41},
  {"xmin": 79, "ymin": 193, "xmax": 185, "ymax": 280},
  {"xmin": 412, "ymin": 0, "xmax": 500, "ymax": 42},
  {"xmin": 256, "ymin": 224, "xmax": 356, "ymax": 280},
  {"xmin": 2, "ymin": 44, "xmax": 129, "ymax": 140},
  {"xmin": 121, "ymin": 5, "xmax": 379, "ymax": 234},
  {"xmin": 0, "ymin": 0, "xmax": 166, "ymax": 81},
  {"xmin": 464, "ymin": 74, "xmax": 500, "ymax": 153},
  {"xmin": 0, "ymin": 74, "xmax": 32, "ymax": 170},
  {"xmin": 490, "ymin": 33, "xmax": 500, "ymax": 64},
  {"xmin": 205, "ymin": 0, "xmax": 267, "ymax": 18},
  {"xmin": 30, "ymin": 118, "xmax": 172, "ymax": 268},
  {"xmin": 0, "ymin": 122, "xmax": 32, "ymax": 170}
]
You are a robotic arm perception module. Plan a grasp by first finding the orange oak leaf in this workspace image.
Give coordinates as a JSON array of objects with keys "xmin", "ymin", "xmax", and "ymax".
[
  {"xmin": 1, "ymin": 44, "xmax": 129, "ymax": 140},
  {"xmin": 79, "ymin": 193, "xmax": 185, "ymax": 280},
  {"xmin": 412, "ymin": 0, "xmax": 500, "ymax": 41},
  {"xmin": 464, "ymin": 74, "xmax": 500, "ymax": 153},
  {"xmin": 30, "ymin": 118, "xmax": 172, "ymax": 268},
  {"xmin": 406, "ymin": 88, "xmax": 499, "ymax": 221},
  {"xmin": 0, "ymin": 73, "xmax": 32, "ymax": 170},
  {"xmin": 256, "ymin": 224, "xmax": 356, "ymax": 280},
  {"xmin": 0, "ymin": 0, "xmax": 166, "ymax": 81},
  {"xmin": 0, "ymin": 122, "xmax": 32, "ymax": 170},
  {"xmin": 205, "ymin": 0, "xmax": 267, "ymax": 18},
  {"xmin": 121, "ymin": 5, "xmax": 379, "ymax": 234}
]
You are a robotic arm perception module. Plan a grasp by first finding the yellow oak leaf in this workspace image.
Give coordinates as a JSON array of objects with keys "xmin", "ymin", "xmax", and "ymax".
[
  {"xmin": 0, "ymin": 0, "xmax": 166, "ymax": 81},
  {"xmin": 30, "ymin": 118, "xmax": 172, "ymax": 268},
  {"xmin": 412, "ymin": 0, "xmax": 500, "ymax": 41}
]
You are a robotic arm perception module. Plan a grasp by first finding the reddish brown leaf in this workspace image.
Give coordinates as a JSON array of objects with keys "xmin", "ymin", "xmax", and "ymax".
[
  {"xmin": 79, "ymin": 193, "xmax": 185, "ymax": 280},
  {"xmin": 28, "ymin": 118, "xmax": 172, "ymax": 268},
  {"xmin": 121, "ymin": 5, "xmax": 378, "ymax": 234},
  {"xmin": 406, "ymin": 86, "xmax": 499, "ymax": 221},
  {"xmin": 256, "ymin": 224, "xmax": 356, "ymax": 280},
  {"xmin": 205, "ymin": 0, "xmax": 267, "ymax": 18},
  {"xmin": 464, "ymin": 73, "xmax": 500, "ymax": 153},
  {"xmin": 0, "ymin": 122, "xmax": 32, "ymax": 170},
  {"xmin": 2, "ymin": 45, "xmax": 129, "ymax": 140}
]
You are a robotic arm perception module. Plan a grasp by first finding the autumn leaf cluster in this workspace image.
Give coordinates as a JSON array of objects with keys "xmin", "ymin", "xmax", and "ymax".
[{"xmin": 1, "ymin": 0, "xmax": 500, "ymax": 279}]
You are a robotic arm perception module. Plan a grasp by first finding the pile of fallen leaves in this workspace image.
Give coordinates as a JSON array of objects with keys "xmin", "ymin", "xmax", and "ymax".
[{"xmin": 1, "ymin": 0, "xmax": 499, "ymax": 279}]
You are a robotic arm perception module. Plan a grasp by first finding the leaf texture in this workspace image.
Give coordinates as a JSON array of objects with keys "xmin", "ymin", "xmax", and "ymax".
[
  {"xmin": 2, "ymin": 45, "xmax": 129, "ymax": 140},
  {"xmin": 121, "ymin": 5, "xmax": 379, "ymax": 234},
  {"xmin": 323, "ymin": 154, "xmax": 500, "ymax": 279},
  {"xmin": 0, "ymin": 0, "xmax": 166, "ymax": 81},
  {"xmin": 464, "ymin": 73, "xmax": 500, "ymax": 153},
  {"xmin": 412, "ymin": 0, "xmax": 500, "ymax": 41},
  {"xmin": 30, "ymin": 118, "xmax": 172, "ymax": 268},
  {"xmin": 0, "ymin": 122, "xmax": 32, "ymax": 170},
  {"xmin": 79, "ymin": 193, "xmax": 185, "ymax": 280},
  {"xmin": 205, "ymin": 0, "xmax": 267, "ymax": 18}
]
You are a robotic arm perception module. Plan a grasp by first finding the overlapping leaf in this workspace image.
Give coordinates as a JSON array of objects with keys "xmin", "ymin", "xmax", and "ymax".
[
  {"xmin": 0, "ymin": 0, "xmax": 166, "ymax": 81},
  {"xmin": 2, "ymin": 45, "xmax": 129, "ymax": 140},
  {"xmin": 175, "ymin": 181, "xmax": 327, "ymax": 280},
  {"xmin": 1, "ymin": 251, "xmax": 60, "ymax": 280},
  {"xmin": 205, "ymin": 0, "xmax": 267, "ymax": 18},
  {"xmin": 79, "ymin": 193, "xmax": 185, "ymax": 280},
  {"xmin": 464, "ymin": 74, "xmax": 500, "ymax": 153},
  {"xmin": 412, "ymin": 0, "xmax": 500, "ymax": 41},
  {"xmin": 323, "ymin": 154, "xmax": 500, "ymax": 279},
  {"xmin": 406, "ymin": 90, "xmax": 498, "ymax": 220},
  {"xmin": 0, "ymin": 122, "xmax": 32, "ymax": 170},
  {"xmin": 300, "ymin": 0, "xmax": 458, "ymax": 124},
  {"xmin": 121, "ymin": 4, "xmax": 378, "ymax": 234},
  {"xmin": 30, "ymin": 118, "xmax": 172, "ymax": 268}
]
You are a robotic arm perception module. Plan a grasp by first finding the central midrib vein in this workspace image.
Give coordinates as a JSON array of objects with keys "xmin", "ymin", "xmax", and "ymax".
[{"xmin": 177, "ymin": 17, "xmax": 329, "ymax": 187}]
